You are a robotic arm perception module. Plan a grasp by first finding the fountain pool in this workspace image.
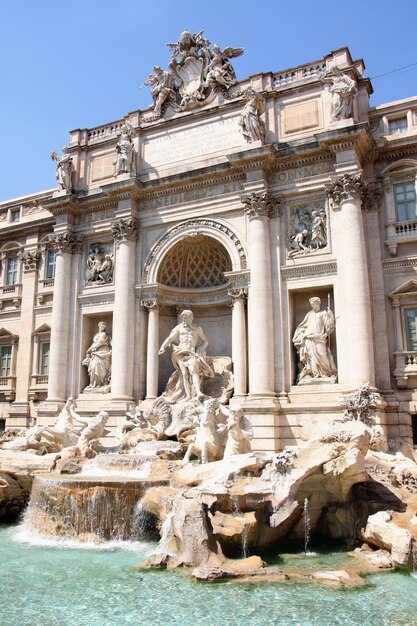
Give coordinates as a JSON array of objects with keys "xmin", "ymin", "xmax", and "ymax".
[{"xmin": 1, "ymin": 524, "xmax": 417, "ymax": 626}]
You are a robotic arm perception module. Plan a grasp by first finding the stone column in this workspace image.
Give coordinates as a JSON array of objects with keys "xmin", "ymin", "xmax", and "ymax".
[
  {"xmin": 242, "ymin": 192, "xmax": 276, "ymax": 396},
  {"xmin": 47, "ymin": 232, "xmax": 81, "ymax": 402},
  {"xmin": 111, "ymin": 218, "xmax": 138, "ymax": 401},
  {"xmin": 326, "ymin": 173, "xmax": 375, "ymax": 387},
  {"xmin": 228, "ymin": 288, "xmax": 247, "ymax": 398},
  {"xmin": 142, "ymin": 299, "xmax": 160, "ymax": 400}
]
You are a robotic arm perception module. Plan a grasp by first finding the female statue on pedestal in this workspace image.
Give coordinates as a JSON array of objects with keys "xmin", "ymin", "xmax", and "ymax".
[
  {"xmin": 82, "ymin": 322, "xmax": 112, "ymax": 391},
  {"xmin": 292, "ymin": 297, "xmax": 337, "ymax": 384}
]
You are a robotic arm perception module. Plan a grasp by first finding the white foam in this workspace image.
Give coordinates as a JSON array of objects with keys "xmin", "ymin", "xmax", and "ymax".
[{"xmin": 12, "ymin": 524, "xmax": 156, "ymax": 553}]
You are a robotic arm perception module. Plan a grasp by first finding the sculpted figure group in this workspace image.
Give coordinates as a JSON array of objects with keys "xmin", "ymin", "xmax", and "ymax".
[
  {"xmin": 86, "ymin": 244, "xmax": 114, "ymax": 284},
  {"xmin": 288, "ymin": 207, "xmax": 327, "ymax": 258},
  {"xmin": 25, "ymin": 398, "xmax": 109, "ymax": 455},
  {"xmin": 144, "ymin": 29, "xmax": 244, "ymax": 116}
]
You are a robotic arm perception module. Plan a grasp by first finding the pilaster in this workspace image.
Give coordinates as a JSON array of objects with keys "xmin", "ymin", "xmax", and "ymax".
[{"xmin": 9, "ymin": 245, "xmax": 40, "ymax": 424}]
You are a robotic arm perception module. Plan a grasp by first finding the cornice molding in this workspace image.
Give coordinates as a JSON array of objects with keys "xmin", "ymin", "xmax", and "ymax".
[{"xmin": 282, "ymin": 260, "xmax": 337, "ymax": 280}]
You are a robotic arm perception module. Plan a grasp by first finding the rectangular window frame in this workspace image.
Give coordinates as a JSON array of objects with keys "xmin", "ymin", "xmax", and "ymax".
[
  {"xmin": 388, "ymin": 117, "xmax": 408, "ymax": 135},
  {"xmin": 0, "ymin": 345, "xmax": 12, "ymax": 377},
  {"xmin": 39, "ymin": 341, "xmax": 50, "ymax": 376},
  {"xmin": 5, "ymin": 256, "xmax": 18, "ymax": 286},
  {"xmin": 46, "ymin": 249, "xmax": 56, "ymax": 280},
  {"xmin": 393, "ymin": 180, "xmax": 417, "ymax": 222},
  {"xmin": 405, "ymin": 307, "xmax": 417, "ymax": 352}
]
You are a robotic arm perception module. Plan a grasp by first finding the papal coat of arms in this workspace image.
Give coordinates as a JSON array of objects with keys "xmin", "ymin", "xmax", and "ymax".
[{"xmin": 143, "ymin": 29, "xmax": 244, "ymax": 118}]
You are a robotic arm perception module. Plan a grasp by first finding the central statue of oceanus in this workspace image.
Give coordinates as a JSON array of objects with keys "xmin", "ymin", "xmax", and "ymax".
[{"xmin": 159, "ymin": 310, "xmax": 214, "ymax": 402}]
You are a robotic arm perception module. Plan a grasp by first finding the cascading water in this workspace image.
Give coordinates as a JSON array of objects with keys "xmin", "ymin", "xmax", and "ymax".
[
  {"xmin": 412, "ymin": 540, "xmax": 417, "ymax": 580},
  {"xmin": 230, "ymin": 494, "xmax": 249, "ymax": 559},
  {"xmin": 21, "ymin": 472, "xmax": 168, "ymax": 543},
  {"xmin": 154, "ymin": 512, "xmax": 177, "ymax": 556},
  {"xmin": 303, "ymin": 498, "xmax": 313, "ymax": 555},
  {"xmin": 81, "ymin": 454, "xmax": 152, "ymax": 478}
]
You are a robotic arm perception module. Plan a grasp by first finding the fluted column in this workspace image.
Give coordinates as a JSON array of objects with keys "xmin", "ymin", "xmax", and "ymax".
[
  {"xmin": 242, "ymin": 192, "xmax": 276, "ymax": 396},
  {"xmin": 142, "ymin": 299, "xmax": 160, "ymax": 400},
  {"xmin": 229, "ymin": 288, "xmax": 247, "ymax": 397},
  {"xmin": 111, "ymin": 219, "xmax": 137, "ymax": 400},
  {"xmin": 326, "ymin": 173, "xmax": 375, "ymax": 387},
  {"xmin": 47, "ymin": 233, "xmax": 81, "ymax": 402}
]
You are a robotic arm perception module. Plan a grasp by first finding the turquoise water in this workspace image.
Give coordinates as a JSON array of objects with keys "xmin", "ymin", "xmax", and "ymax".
[{"xmin": 1, "ymin": 524, "xmax": 417, "ymax": 626}]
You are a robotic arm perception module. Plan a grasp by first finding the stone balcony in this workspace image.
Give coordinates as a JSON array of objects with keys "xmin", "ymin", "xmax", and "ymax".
[
  {"xmin": 0, "ymin": 283, "xmax": 21, "ymax": 309},
  {"xmin": 393, "ymin": 351, "xmax": 417, "ymax": 388},
  {"xmin": 28, "ymin": 375, "xmax": 48, "ymax": 401},
  {"xmin": 0, "ymin": 376, "xmax": 16, "ymax": 401}
]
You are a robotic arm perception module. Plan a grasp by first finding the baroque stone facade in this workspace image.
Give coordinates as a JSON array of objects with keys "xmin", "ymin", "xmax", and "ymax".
[{"xmin": 0, "ymin": 39, "xmax": 416, "ymax": 452}]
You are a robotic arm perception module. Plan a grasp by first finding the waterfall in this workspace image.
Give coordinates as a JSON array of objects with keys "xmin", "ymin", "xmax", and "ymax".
[
  {"xmin": 230, "ymin": 494, "xmax": 249, "ymax": 559},
  {"xmin": 154, "ymin": 512, "xmax": 177, "ymax": 556},
  {"xmin": 303, "ymin": 497, "xmax": 311, "ymax": 555},
  {"xmin": 21, "ymin": 474, "xmax": 166, "ymax": 543},
  {"xmin": 412, "ymin": 541, "xmax": 417, "ymax": 579}
]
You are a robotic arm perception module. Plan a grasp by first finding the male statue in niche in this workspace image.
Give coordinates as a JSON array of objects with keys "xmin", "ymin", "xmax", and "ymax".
[
  {"xmin": 159, "ymin": 309, "xmax": 214, "ymax": 402},
  {"xmin": 292, "ymin": 296, "xmax": 337, "ymax": 384}
]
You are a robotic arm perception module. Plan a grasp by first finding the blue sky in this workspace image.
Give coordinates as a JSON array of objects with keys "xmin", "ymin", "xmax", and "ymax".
[{"xmin": 1, "ymin": 0, "xmax": 416, "ymax": 201}]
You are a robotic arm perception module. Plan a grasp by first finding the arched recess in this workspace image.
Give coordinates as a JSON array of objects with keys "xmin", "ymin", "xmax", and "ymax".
[
  {"xmin": 143, "ymin": 218, "xmax": 247, "ymax": 285},
  {"xmin": 381, "ymin": 158, "xmax": 417, "ymax": 176}
]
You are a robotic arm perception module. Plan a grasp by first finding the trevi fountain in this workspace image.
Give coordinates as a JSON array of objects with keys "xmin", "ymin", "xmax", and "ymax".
[{"xmin": 1, "ymin": 28, "xmax": 417, "ymax": 626}]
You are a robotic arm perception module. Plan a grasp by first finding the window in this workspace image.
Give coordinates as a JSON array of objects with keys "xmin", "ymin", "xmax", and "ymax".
[
  {"xmin": 46, "ymin": 249, "xmax": 56, "ymax": 279},
  {"xmin": 39, "ymin": 341, "xmax": 50, "ymax": 375},
  {"xmin": 394, "ymin": 182, "xmax": 417, "ymax": 221},
  {"xmin": 389, "ymin": 117, "xmax": 408, "ymax": 135},
  {"xmin": 0, "ymin": 346, "xmax": 12, "ymax": 377},
  {"xmin": 10, "ymin": 209, "xmax": 20, "ymax": 222},
  {"xmin": 405, "ymin": 308, "xmax": 417, "ymax": 351},
  {"xmin": 6, "ymin": 256, "xmax": 18, "ymax": 285}
]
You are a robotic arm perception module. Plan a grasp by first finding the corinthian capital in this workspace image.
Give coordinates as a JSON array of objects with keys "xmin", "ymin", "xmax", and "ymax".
[
  {"xmin": 111, "ymin": 218, "xmax": 138, "ymax": 246},
  {"xmin": 241, "ymin": 192, "xmax": 277, "ymax": 219},
  {"xmin": 19, "ymin": 250, "xmax": 40, "ymax": 272},
  {"xmin": 48, "ymin": 232, "xmax": 82, "ymax": 254},
  {"xmin": 141, "ymin": 299, "xmax": 160, "ymax": 312},
  {"xmin": 325, "ymin": 173, "xmax": 366, "ymax": 207},
  {"xmin": 228, "ymin": 288, "xmax": 247, "ymax": 306}
]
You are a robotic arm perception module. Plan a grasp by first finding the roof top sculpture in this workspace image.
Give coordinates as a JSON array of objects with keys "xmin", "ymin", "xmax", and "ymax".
[{"xmin": 144, "ymin": 28, "xmax": 244, "ymax": 119}]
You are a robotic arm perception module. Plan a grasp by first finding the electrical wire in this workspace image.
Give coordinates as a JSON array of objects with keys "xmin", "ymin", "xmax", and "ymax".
[{"xmin": 370, "ymin": 61, "xmax": 417, "ymax": 81}]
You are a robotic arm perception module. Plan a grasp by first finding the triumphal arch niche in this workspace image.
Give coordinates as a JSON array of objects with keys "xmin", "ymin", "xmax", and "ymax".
[{"xmin": 141, "ymin": 218, "xmax": 249, "ymax": 405}]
